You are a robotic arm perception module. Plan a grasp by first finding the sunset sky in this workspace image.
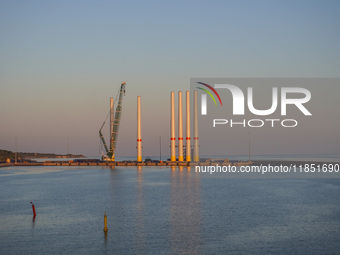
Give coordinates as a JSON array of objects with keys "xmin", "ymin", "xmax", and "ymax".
[{"xmin": 1, "ymin": 0, "xmax": 339, "ymax": 157}]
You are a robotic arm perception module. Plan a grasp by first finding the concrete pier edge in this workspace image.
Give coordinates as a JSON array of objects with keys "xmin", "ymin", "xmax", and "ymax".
[{"xmin": 0, "ymin": 161, "xmax": 253, "ymax": 168}]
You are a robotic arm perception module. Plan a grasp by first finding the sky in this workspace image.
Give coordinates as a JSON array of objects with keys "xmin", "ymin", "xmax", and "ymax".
[
  {"xmin": 1, "ymin": 0, "xmax": 340, "ymax": 157},
  {"xmin": 192, "ymin": 78, "xmax": 340, "ymax": 156}
]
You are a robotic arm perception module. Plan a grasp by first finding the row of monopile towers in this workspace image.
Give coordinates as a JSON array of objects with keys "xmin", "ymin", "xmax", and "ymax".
[
  {"xmin": 170, "ymin": 91, "xmax": 199, "ymax": 162},
  {"xmin": 136, "ymin": 91, "xmax": 199, "ymax": 162}
]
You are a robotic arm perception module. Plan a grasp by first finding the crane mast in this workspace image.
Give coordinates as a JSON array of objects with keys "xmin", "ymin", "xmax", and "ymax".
[
  {"xmin": 99, "ymin": 122, "xmax": 109, "ymax": 154},
  {"xmin": 99, "ymin": 81, "xmax": 126, "ymax": 161}
]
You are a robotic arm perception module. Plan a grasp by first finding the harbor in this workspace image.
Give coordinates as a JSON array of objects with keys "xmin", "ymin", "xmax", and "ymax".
[
  {"xmin": 1, "ymin": 82, "xmax": 254, "ymax": 167},
  {"xmin": 1, "ymin": 2, "xmax": 339, "ymax": 254},
  {"xmin": 1, "ymin": 164, "xmax": 340, "ymax": 255},
  {"xmin": 98, "ymin": 82, "xmax": 204, "ymax": 164}
]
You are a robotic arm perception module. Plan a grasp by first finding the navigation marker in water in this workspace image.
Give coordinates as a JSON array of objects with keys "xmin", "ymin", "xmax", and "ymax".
[{"xmin": 30, "ymin": 202, "xmax": 36, "ymax": 218}]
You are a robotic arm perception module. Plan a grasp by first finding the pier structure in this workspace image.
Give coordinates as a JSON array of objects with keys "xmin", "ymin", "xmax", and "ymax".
[{"xmin": 0, "ymin": 160, "xmax": 251, "ymax": 168}]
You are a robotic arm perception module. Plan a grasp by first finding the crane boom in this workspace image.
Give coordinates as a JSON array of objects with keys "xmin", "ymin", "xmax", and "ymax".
[
  {"xmin": 99, "ymin": 124, "xmax": 109, "ymax": 155},
  {"xmin": 100, "ymin": 82, "xmax": 126, "ymax": 161},
  {"xmin": 109, "ymin": 81, "xmax": 126, "ymax": 160}
]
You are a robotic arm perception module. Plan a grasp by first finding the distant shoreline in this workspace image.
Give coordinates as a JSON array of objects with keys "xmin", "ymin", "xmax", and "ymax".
[
  {"xmin": 20, "ymin": 152, "xmax": 86, "ymax": 159},
  {"xmin": 0, "ymin": 149, "xmax": 85, "ymax": 163}
]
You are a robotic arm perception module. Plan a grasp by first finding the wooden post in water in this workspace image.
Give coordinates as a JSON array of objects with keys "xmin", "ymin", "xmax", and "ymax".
[{"xmin": 103, "ymin": 211, "xmax": 108, "ymax": 232}]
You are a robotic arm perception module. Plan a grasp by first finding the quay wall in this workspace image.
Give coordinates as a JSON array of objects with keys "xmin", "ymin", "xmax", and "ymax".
[{"xmin": 0, "ymin": 161, "xmax": 252, "ymax": 168}]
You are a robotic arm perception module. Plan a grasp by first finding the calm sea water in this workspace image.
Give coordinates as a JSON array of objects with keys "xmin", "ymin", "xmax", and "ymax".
[{"xmin": 1, "ymin": 166, "xmax": 340, "ymax": 254}]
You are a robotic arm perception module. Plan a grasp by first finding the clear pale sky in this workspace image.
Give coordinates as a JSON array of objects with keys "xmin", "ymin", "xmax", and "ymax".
[{"xmin": 1, "ymin": 0, "xmax": 339, "ymax": 157}]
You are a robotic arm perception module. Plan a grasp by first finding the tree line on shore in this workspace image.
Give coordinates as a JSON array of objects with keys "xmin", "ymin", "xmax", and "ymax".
[{"xmin": 0, "ymin": 149, "xmax": 84, "ymax": 162}]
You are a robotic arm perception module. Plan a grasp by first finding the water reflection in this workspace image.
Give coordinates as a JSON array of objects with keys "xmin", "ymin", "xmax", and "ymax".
[
  {"xmin": 136, "ymin": 167, "xmax": 146, "ymax": 252},
  {"xmin": 108, "ymin": 166, "xmax": 201, "ymax": 254},
  {"xmin": 170, "ymin": 167, "xmax": 201, "ymax": 255},
  {"xmin": 2, "ymin": 166, "xmax": 339, "ymax": 254}
]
